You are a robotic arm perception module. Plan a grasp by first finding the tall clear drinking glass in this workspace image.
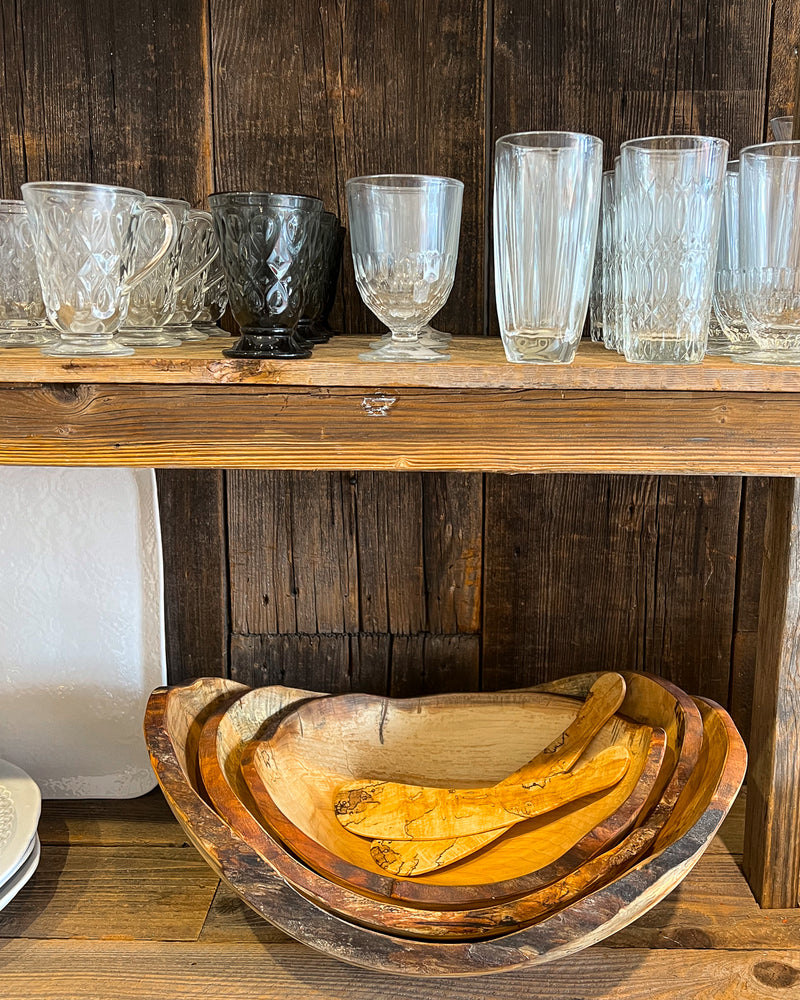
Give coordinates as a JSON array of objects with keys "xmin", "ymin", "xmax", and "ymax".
[
  {"xmin": 712, "ymin": 162, "xmax": 757, "ymax": 357},
  {"xmin": 0, "ymin": 200, "xmax": 51, "ymax": 347},
  {"xmin": 771, "ymin": 116, "xmax": 793, "ymax": 141},
  {"xmin": 347, "ymin": 174, "xmax": 463, "ymax": 363},
  {"xmin": 588, "ymin": 189, "xmax": 604, "ymax": 343},
  {"xmin": 494, "ymin": 132, "xmax": 602, "ymax": 364},
  {"xmin": 739, "ymin": 141, "xmax": 800, "ymax": 362},
  {"xmin": 618, "ymin": 136, "xmax": 728, "ymax": 364},
  {"xmin": 22, "ymin": 181, "xmax": 174, "ymax": 357},
  {"xmin": 600, "ymin": 170, "xmax": 620, "ymax": 352}
]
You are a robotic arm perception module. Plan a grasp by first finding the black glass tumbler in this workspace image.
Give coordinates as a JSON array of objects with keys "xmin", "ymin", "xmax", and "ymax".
[
  {"xmin": 297, "ymin": 211, "xmax": 340, "ymax": 344},
  {"xmin": 209, "ymin": 192, "xmax": 323, "ymax": 359},
  {"xmin": 312, "ymin": 221, "xmax": 346, "ymax": 340}
]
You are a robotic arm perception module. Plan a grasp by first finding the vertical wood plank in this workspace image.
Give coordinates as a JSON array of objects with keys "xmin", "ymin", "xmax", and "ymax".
[
  {"xmin": 766, "ymin": 1, "xmax": 800, "ymax": 127},
  {"xmin": 743, "ymin": 477, "xmax": 800, "ymax": 908},
  {"xmin": 389, "ymin": 634, "xmax": 480, "ymax": 697},
  {"xmin": 482, "ymin": 474, "xmax": 740, "ymax": 701}
]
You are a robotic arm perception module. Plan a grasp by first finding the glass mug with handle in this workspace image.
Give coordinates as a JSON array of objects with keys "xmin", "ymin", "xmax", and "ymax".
[
  {"xmin": 164, "ymin": 209, "xmax": 220, "ymax": 342},
  {"xmin": 0, "ymin": 200, "xmax": 52, "ymax": 347},
  {"xmin": 21, "ymin": 181, "xmax": 175, "ymax": 357}
]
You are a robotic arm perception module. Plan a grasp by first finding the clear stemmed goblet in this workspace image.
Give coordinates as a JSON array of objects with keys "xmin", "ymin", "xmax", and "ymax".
[{"xmin": 347, "ymin": 174, "xmax": 463, "ymax": 362}]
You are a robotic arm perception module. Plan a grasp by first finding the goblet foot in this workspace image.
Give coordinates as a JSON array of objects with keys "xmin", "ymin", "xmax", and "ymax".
[
  {"xmin": 370, "ymin": 326, "xmax": 452, "ymax": 350},
  {"xmin": 117, "ymin": 329, "xmax": 182, "ymax": 348},
  {"xmin": 359, "ymin": 335, "xmax": 450, "ymax": 363},
  {"xmin": 222, "ymin": 330, "xmax": 312, "ymax": 360},
  {"xmin": 168, "ymin": 325, "xmax": 209, "ymax": 342},
  {"xmin": 41, "ymin": 336, "xmax": 134, "ymax": 357},
  {"xmin": 297, "ymin": 319, "xmax": 330, "ymax": 345},
  {"xmin": 0, "ymin": 326, "xmax": 54, "ymax": 348},
  {"xmin": 194, "ymin": 323, "xmax": 231, "ymax": 337},
  {"xmin": 728, "ymin": 348, "xmax": 800, "ymax": 366}
]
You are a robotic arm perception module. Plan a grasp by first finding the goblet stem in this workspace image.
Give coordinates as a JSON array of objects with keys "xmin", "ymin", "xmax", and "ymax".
[{"xmin": 359, "ymin": 325, "xmax": 450, "ymax": 363}]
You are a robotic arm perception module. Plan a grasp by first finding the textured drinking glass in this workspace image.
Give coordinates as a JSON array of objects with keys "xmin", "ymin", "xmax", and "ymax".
[
  {"xmin": 195, "ymin": 241, "xmax": 229, "ymax": 336},
  {"xmin": 739, "ymin": 141, "xmax": 800, "ymax": 361},
  {"xmin": 602, "ymin": 169, "xmax": 621, "ymax": 352},
  {"xmin": 21, "ymin": 181, "xmax": 174, "ymax": 357},
  {"xmin": 119, "ymin": 197, "xmax": 188, "ymax": 348},
  {"xmin": 0, "ymin": 200, "xmax": 51, "ymax": 347},
  {"xmin": 494, "ymin": 132, "xmax": 602, "ymax": 364},
  {"xmin": 618, "ymin": 135, "xmax": 728, "ymax": 364},
  {"xmin": 712, "ymin": 162, "xmax": 757, "ymax": 356},
  {"xmin": 296, "ymin": 210, "xmax": 338, "ymax": 344},
  {"xmin": 315, "ymin": 221, "xmax": 345, "ymax": 339},
  {"xmin": 347, "ymin": 174, "xmax": 463, "ymax": 362},
  {"xmin": 771, "ymin": 116, "xmax": 793, "ymax": 141},
  {"xmin": 210, "ymin": 191, "xmax": 323, "ymax": 359},
  {"xmin": 588, "ymin": 186, "xmax": 604, "ymax": 343},
  {"xmin": 164, "ymin": 210, "xmax": 219, "ymax": 342}
]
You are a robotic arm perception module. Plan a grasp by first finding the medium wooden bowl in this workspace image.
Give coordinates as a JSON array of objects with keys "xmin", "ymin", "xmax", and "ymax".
[
  {"xmin": 199, "ymin": 685, "xmax": 665, "ymax": 938},
  {"xmin": 145, "ymin": 677, "xmax": 746, "ymax": 976},
  {"xmin": 239, "ymin": 689, "xmax": 666, "ymax": 907}
]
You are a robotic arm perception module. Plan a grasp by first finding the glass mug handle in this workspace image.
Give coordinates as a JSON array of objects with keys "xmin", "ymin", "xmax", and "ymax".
[
  {"xmin": 121, "ymin": 199, "xmax": 177, "ymax": 294},
  {"xmin": 176, "ymin": 211, "xmax": 220, "ymax": 291}
]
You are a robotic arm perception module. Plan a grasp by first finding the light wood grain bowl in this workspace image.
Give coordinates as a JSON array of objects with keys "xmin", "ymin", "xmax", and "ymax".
[
  {"xmin": 238, "ymin": 689, "xmax": 666, "ymax": 907},
  {"xmin": 198, "ymin": 685, "xmax": 665, "ymax": 938},
  {"xmin": 144, "ymin": 677, "xmax": 745, "ymax": 974}
]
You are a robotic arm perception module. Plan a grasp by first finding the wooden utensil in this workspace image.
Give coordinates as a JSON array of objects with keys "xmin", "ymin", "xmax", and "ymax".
[
  {"xmin": 240, "ymin": 689, "xmax": 665, "ymax": 905},
  {"xmin": 145, "ymin": 677, "xmax": 746, "ymax": 973},
  {"xmin": 336, "ymin": 672, "xmax": 626, "ymax": 859}
]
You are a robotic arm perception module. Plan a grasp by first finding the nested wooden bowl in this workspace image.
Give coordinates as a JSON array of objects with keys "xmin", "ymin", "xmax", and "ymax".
[
  {"xmin": 144, "ymin": 677, "xmax": 746, "ymax": 976},
  {"xmin": 239, "ymin": 689, "xmax": 665, "ymax": 907}
]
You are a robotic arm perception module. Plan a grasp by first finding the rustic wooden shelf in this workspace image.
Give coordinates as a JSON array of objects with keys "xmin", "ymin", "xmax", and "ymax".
[
  {"xmin": 3, "ymin": 337, "xmax": 800, "ymax": 473},
  {"xmin": 1, "ymin": 789, "xmax": 797, "ymax": 998}
]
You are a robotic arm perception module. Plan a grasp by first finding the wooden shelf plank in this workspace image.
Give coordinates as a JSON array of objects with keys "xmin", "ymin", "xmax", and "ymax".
[
  {"xmin": 3, "ymin": 338, "xmax": 800, "ymax": 392},
  {"xmin": 37, "ymin": 790, "xmax": 187, "ymax": 847}
]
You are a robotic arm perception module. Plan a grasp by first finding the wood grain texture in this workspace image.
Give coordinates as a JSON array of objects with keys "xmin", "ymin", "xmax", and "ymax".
[
  {"xmin": 767, "ymin": 1, "xmax": 800, "ymax": 125},
  {"xmin": 7, "ymin": 382, "xmax": 800, "ymax": 474},
  {"xmin": 37, "ymin": 790, "xmax": 184, "ymax": 847},
  {"xmin": 743, "ymin": 477, "xmax": 800, "ymax": 908},
  {"xmin": 483, "ymin": 476, "xmax": 741, "ymax": 693},
  {"xmin": 156, "ymin": 470, "xmax": 229, "ymax": 681},
  {"xmin": 0, "ymin": 846, "xmax": 218, "ymax": 941},
  {"xmin": 210, "ymin": 0, "xmax": 486, "ymax": 337}
]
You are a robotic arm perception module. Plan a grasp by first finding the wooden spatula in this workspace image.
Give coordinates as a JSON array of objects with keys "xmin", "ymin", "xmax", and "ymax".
[{"xmin": 334, "ymin": 673, "xmax": 628, "ymax": 841}]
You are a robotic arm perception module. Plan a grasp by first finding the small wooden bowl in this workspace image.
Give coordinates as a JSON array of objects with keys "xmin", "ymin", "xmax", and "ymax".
[
  {"xmin": 145, "ymin": 677, "xmax": 746, "ymax": 976},
  {"xmin": 239, "ymin": 689, "xmax": 665, "ymax": 907}
]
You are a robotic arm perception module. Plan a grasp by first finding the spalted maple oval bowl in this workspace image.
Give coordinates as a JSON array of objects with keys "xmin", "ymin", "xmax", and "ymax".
[
  {"xmin": 144, "ymin": 677, "xmax": 746, "ymax": 976},
  {"xmin": 241, "ymin": 690, "xmax": 662, "ymax": 903}
]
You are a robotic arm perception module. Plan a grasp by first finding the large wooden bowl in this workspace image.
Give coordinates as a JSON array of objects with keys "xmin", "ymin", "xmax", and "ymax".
[
  {"xmin": 240, "ymin": 689, "xmax": 666, "ymax": 906},
  {"xmin": 145, "ymin": 677, "xmax": 744, "ymax": 975}
]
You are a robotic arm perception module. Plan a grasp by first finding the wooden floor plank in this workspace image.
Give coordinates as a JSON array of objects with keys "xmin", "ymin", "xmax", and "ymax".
[
  {"xmin": 0, "ymin": 847, "xmax": 217, "ymax": 942},
  {"xmin": 37, "ymin": 791, "xmax": 185, "ymax": 847},
  {"xmin": 0, "ymin": 940, "xmax": 797, "ymax": 998}
]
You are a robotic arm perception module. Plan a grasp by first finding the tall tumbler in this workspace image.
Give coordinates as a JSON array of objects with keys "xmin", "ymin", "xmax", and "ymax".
[
  {"xmin": 347, "ymin": 174, "xmax": 462, "ymax": 363},
  {"xmin": 588, "ymin": 191, "xmax": 604, "ymax": 343},
  {"xmin": 771, "ymin": 117, "xmax": 793, "ymax": 141},
  {"xmin": 712, "ymin": 162, "xmax": 757, "ymax": 356},
  {"xmin": 601, "ymin": 169, "xmax": 621, "ymax": 352},
  {"xmin": 0, "ymin": 200, "xmax": 51, "ymax": 347},
  {"xmin": 164, "ymin": 209, "xmax": 219, "ymax": 342},
  {"xmin": 22, "ymin": 181, "xmax": 174, "ymax": 357},
  {"xmin": 316, "ymin": 221, "xmax": 346, "ymax": 339},
  {"xmin": 296, "ymin": 211, "xmax": 339, "ymax": 345},
  {"xmin": 119, "ymin": 197, "xmax": 189, "ymax": 348},
  {"xmin": 618, "ymin": 136, "xmax": 728, "ymax": 365},
  {"xmin": 494, "ymin": 132, "xmax": 602, "ymax": 364},
  {"xmin": 210, "ymin": 191, "xmax": 323, "ymax": 359},
  {"xmin": 739, "ymin": 141, "xmax": 800, "ymax": 361}
]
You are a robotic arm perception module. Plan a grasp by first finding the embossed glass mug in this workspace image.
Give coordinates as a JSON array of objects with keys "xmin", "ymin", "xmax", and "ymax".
[
  {"xmin": 347, "ymin": 174, "xmax": 463, "ymax": 362},
  {"xmin": 164, "ymin": 210, "xmax": 220, "ymax": 343},
  {"xmin": 210, "ymin": 191, "xmax": 323, "ymax": 359},
  {"xmin": 296, "ymin": 210, "xmax": 339, "ymax": 345},
  {"xmin": 194, "ymin": 237, "xmax": 229, "ymax": 336},
  {"xmin": 119, "ymin": 197, "xmax": 189, "ymax": 348},
  {"xmin": 494, "ymin": 132, "xmax": 602, "ymax": 364},
  {"xmin": 0, "ymin": 200, "xmax": 52, "ymax": 347},
  {"xmin": 22, "ymin": 181, "xmax": 174, "ymax": 357},
  {"xmin": 617, "ymin": 135, "xmax": 728, "ymax": 364}
]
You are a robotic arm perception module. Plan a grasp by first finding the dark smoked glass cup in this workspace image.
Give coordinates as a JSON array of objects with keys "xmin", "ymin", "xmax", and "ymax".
[
  {"xmin": 209, "ymin": 192, "xmax": 323, "ymax": 359},
  {"xmin": 297, "ymin": 211, "xmax": 341, "ymax": 344},
  {"xmin": 316, "ymin": 222, "xmax": 346, "ymax": 339}
]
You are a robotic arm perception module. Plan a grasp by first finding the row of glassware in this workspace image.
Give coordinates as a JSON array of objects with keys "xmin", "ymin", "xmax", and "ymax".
[{"xmin": 0, "ymin": 186, "xmax": 344, "ymax": 358}]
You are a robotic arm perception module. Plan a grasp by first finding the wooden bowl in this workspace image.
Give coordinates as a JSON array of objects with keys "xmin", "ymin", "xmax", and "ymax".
[
  {"xmin": 144, "ymin": 677, "xmax": 746, "ymax": 976},
  {"xmin": 198, "ymin": 685, "xmax": 665, "ymax": 939},
  {"xmin": 239, "ymin": 689, "xmax": 666, "ymax": 907}
]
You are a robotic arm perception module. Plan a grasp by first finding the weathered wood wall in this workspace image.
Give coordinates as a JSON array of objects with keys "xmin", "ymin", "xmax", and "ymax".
[{"xmin": 1, "ymin": 0, "xmax": 797, "ymax": 745}]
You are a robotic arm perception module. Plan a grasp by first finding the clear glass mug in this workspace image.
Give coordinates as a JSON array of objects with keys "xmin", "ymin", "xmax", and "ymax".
[
  {"xmin": 494, "ymin": 132, "xmax": 602, "ymax": 364},
  {"xmin": 21, "ymin": 181, "xmax": 174, "ymax": 357},
  {"xmin": 0, "ymin": 200, "xmax": 52, "ymax": 347},
  {"xmin": 119, "ymin": 197, "xmax": 188, "ymax": 348},
  {"xmin": 347, "ymin": 174, "xmax": 463, "ymax": 363},
  {"xmin": 164, "ymin": 210, "xmax": 220, "ymax": 342},
  {"xmin": 194, "ymin": 238, "xmax": 229, "ymax": 336},
  {"xmin": 617, "ymin": 135, "xmax": 728, "ymax": 365},
  {"xmin": 739, "ymin": 141, "xmax": 800, "ymax": 361}
]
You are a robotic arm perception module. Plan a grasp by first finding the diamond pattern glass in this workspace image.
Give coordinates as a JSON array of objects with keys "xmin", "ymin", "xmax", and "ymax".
[
  {"xmin": 0, "ymin": 200, "xmax": 51, "ymax": 347},
  {"xmin": 164, "ymin": 210, "xmax": 219, "ymax": 342}
]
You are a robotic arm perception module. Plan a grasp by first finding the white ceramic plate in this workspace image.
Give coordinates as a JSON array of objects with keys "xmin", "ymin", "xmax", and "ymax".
[
  {"xmin": 0, "ymin": 758, "xmax": 41, "ymax": 884},
  {"xmin": 0, "ymin": 834, "xmax": 41, "ymax": 911},
  {"xmin": 0, "ymin": 468, "xmax": 166, "ymax": 797}
]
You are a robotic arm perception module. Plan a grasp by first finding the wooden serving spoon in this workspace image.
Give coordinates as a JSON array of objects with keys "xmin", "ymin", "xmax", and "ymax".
[{"xmin": 334, "ymin": 672, "xmax": 628, "ymax": 842}]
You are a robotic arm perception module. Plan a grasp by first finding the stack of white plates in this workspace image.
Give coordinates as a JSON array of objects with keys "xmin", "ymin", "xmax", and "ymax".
[{"xmin": 0, "ymin": 758, "xmax": 41, "ymax": 911}]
